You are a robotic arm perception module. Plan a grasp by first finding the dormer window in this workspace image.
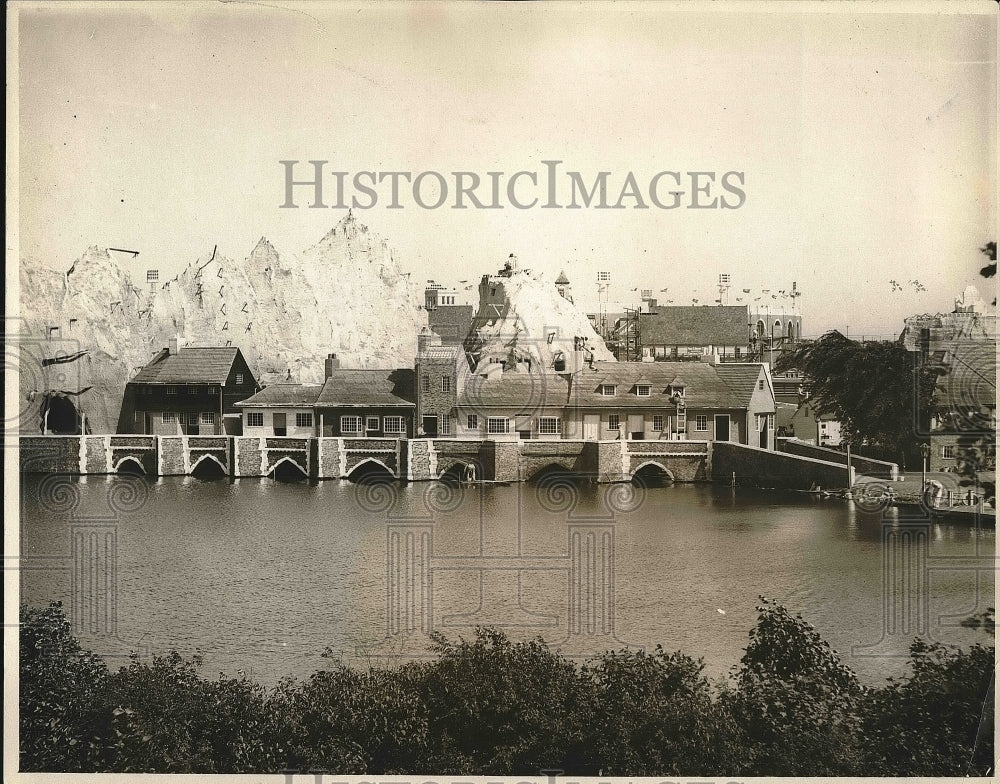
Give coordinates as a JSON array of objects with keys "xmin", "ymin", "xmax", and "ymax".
[
  {"xmin": 668, "ymin": 385, "xmax": 685, "ymax": 398},
  {"xmin": 636, "ymin": 384, "xmax": 651, "ymax": 397},
  {"xmin": 600, "ymin": 384, "xmax": 616, "ymax": 396}
]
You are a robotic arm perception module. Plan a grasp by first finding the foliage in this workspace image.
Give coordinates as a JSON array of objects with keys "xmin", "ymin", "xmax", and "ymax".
[
  {"xmin": 19, "ymin": 600, "xmax": 995, "ymax": 776},
  {"xmin": 776, "ymin": 331, "xmax": 941, "ymax": 461}
]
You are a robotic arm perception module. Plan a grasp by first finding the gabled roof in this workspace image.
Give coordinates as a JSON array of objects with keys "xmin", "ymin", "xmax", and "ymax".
[
  {"xmin": 316, "ymin": 369, "xmax": 416, "ymax": 408},
  {"xmin": 234, "ymin": 384, "xmax": 322, "ymax": 408},
  {"xmin": 555, "ymin": 270, "xmax": 570, "ymax": 285},
  {"xmin": 131, "ymin": 347, "xmax": 247, "ymax": 385},
  {"xmin": 457, "ymin": 372, "xmax": 570, "ymax": 410},
  {"xmin": 640, "ymin": 305, "xmax": 749, "ymax": 346},
  {"xmin": 571, "ymin": 361, "xmax": 748, "ymax": 409},
  {"xmin": 714, "ymin": 364, "xmax": 765, "ymax": 407}
]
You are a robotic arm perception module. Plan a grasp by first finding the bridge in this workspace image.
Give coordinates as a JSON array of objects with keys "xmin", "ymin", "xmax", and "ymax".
[{"xmin": 20, "ymin": 435, "xmax": 711, "ymax": 483}]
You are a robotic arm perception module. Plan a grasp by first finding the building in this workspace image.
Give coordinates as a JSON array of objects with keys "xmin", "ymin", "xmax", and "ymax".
[
  {"xmin": 234, "ymin": 383, "xmax": 323, "ymax": 437},
  {"xmin": 236, "ymin": 353, "xmax": 417, "ymax": 438},
  {"xmin": 415, "ymin": 328, "xmax": 460, "ymax": 437},
  {"xmin": 635, "ymin": 304, "xmax": 751, "ymax": 362},
  {"xmin": 120, "ymin": 341, "xmax": 259, "ymax": 435},
  {"xmin": 555, "ymin": 270, "xmax": 573, "ymax": 303},
  {"xmin": 902, "ymin": 286, "xmax": 997, "ymax": 473},
  {"xmin": 448, "ymin": 353, "xmax": 775, "ymax": 447}
]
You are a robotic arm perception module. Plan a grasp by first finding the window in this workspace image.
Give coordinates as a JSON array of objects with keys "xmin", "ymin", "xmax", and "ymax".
[
  {"xmin": 209, "ymin": 386, "xmax": 219, "ymax": 395},
  {"xmin": 652, "ymin": 415, "xmax": 664, "ymax": 431},
  {"xmin": 246, "ymin": 412, "xmax": 263, "ymax": 427},
  {"xmin": 669, "ymin": 385, "xmax": 685, "ymax": 397},
  {"xmin": 441, "ymin": 414, "xmax": 451, "ymax": 434},
  {"xmin": 161, "ymin": 412, "xmax": 177, "ymax": 423},
  {"xmin": 422, "ymin": 376, "xmax": 430, "ymax": 393},
  {"xmin": 166, "ymin": 385, "xmax": 177, "ymax": 395},
  {"xmin": 608, "ymin": 414, "xmax": 620, "ymax": 431},
  {"xmin": 341, "ymin": 416, "xmax": 362, "ymax": 434},
  {"xmin": 467, "ymin": 414, "xmax": 478, "ymax": 430},
  {"xmin": 601, "ymin": 384, "xmax": 616, "ymax": 396},
  {"xmin": 942, "ymin": 445, "xmax": 955, "ymax": 459},
  {"xmin": 366, "ymin": 416, "xmax": 379, "ymax": 431},
  {"xmin": 487, "ymin": 417, "xmax": 509, "ymax": 434},
  {"xmin": 201, "ymin": 412, "xmax": 215, "ymax": 425},
  {"xmin": 538, "ymin": 416, "xmax": 561, "ymax": 435},
  {"xmin": 187, "ymin": 413, "xmax": 200, "ymax": 427},
  {"xmin": 235, "ymin": 373, "xmax": 244, "ymax": 385},
  {"xmin": 188, "ymin": 385, "xmax": 199, "ymax": 395},
  {"xmin": 442, "ymin": 376, "xmax": 451, "ymax": 392},
  {"xmin": 636, "ymin": 385, "xmax": 651, "ymax": 397},
  {"xmin": 759, "ymin": 380, "xmax": 764, "ymax": 390},
  {"xmin": 146, "ymin": 269, "xmax": 159, "ymax": 283},
  {"xmin": 695, "ymin": 415, "xmax": 708, "ymax": 431},
  {"xmin": 384, "ymin": 416, "xmax": 405, "ymax": 434},
  {"xmin": 296, "ymin": 412, "xmax": 313, "ymax": 428}
]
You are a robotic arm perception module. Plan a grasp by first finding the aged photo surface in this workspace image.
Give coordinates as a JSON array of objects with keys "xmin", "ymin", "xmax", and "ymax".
[{"xmin": 6, "ymin": 1, "xmax": 997, "ymax": 780}]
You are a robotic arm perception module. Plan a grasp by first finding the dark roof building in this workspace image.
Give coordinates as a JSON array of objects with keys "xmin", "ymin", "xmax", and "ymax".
[
  {"xmin": 316, "ymin": 369, "xmax": 416, "ymax": 408},
  {"xmin": 639, "ymin": 305, "xmax": 749, "ymax": 349},
  {"xmin": 120, "ymin": 344, "xmax": 259, "ymax": 435}
]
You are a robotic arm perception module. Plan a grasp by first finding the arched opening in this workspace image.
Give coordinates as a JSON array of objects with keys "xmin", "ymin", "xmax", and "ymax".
[
  {"xmin": 42, "ymin": 394, "xmax": 80, "ymax": 434},
  {"xmin": 190, "ymin": 454, "xmax": 227, "ymax": 480},
  {"xmin": 270, "ymin": 457, "xmax": 308, "ymax": 482},
  {"xmin": 440, "ymin": 461, "xmax": 478, "ymax": 485},
  {"xmin": 347, "ymin": 458, "xmax": 395, "ymax": 483},
  {"xmin": 527, "ymin": 463, "xmax": 583, "ymax": 485},
  {"xmin": 786, "ymin": 321, "xmax": 794, "ymax": 339},
  {"xmin": 755, "ymin": 320, "xmax": 765, "ymax": 339},
  {"xmin": 115, "ymin": 456, "xmax": 145, "ymax": 475},
  {"xmin": 632, "ymin": 462, "xmax": 674, "ymax": 487}
]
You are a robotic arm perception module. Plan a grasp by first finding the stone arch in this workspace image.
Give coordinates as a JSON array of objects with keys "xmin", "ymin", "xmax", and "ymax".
[
  {"xmin": 525, "ymin": 461, "xmax": 579, "ymax": 484},
  {"xmin": 755, "ymin": 320, "xmax": 765, "ymax": 339},
  {"xmin": 439, "ymin": 459, "xmax": 478, "ymax": 483},
  {"xmin": 347, "ymin": 457, "xmax": 395, "ymax": 482},
  {"xmin": 114, "ymin": 456, "xmax": 145, "ymax": 475},
  {"xmin": 269, "ymin": 456, "xmax": 308, "ymax": 481},
  {"xmin": 786, "ymin": 320, "xmax": 794, "ymax": 339},
  {"xmin": 631, "ymin": 460, "xmax": 674, "ymax": 485},
  {"xmin": 190, "ymin": 453, "xmax": 227, "ymax": 478}
]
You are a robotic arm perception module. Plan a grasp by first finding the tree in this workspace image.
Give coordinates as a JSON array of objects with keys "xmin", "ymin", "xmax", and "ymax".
[
  {"xmin": 776, "ymin": 331, "xmax": 941, "ymax": 462},
  {"xmin": 980, "ymin": 241, "xmax": 995, "ymax": 305}
]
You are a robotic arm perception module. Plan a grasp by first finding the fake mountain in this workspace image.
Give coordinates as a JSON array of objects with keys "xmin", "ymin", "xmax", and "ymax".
[
  {"xmin": 464, "ymin": 261, "xmax": 616, "ymax": 373},
  {"xmin": 18, "ymin": 213, "xmax": 426, "ymax": 433}
]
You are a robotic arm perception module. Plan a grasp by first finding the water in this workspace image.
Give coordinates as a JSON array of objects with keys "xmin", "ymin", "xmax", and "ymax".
[{"xmin": 18, "ymin": 473, "xmax": 995, "ymax": 686}]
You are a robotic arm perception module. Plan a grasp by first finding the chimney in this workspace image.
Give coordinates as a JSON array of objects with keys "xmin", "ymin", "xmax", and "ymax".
[
  {"xmin": 168, "ymin": 336, "xmax": 179, "ymax": 355},
  {"xmin": 325, "ymin": 353, "xmax": 340, "ymax": 379}
]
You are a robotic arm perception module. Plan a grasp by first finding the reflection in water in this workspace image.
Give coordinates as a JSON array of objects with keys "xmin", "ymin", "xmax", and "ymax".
[{"xmin": 18, "ymin": 474, "xmax": 995, "ymax": 686}]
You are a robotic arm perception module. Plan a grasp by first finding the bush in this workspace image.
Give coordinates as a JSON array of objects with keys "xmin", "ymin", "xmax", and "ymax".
[{"xmin": 18, "ymin": 600, "xmax": 995, "ymax": 775}]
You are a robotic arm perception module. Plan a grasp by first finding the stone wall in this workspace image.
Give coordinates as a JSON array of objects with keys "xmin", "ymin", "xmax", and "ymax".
[
  {"xmin": 20, "ymin": 436, "xmax": 82, "ymax": 473},
  {"xmin": 713, "ymin": 441, "xmax": 854, "ymax": 490},
  {"xmin": 778, "ymin": 437, "xmax": 898, "ymax": 479}
]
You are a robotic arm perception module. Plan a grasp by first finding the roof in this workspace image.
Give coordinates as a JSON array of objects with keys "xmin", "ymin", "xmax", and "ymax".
[
  {"xmin": 570, "ymin": 361, "xmax": 754, "ymax": 409},
  {"xmin": 457, "ymin": 372, "xmax": 570, "ymax": 410},
  {"xmin": 714, "ymin": 364, "xmax": 765, "ymax": 407},
  {"xmin": 934, "ymin": 344, "xmax": 996, "ymax": 411},
  {"xmin": 316, "ymin": 369, "xmax": 416, "ymax": 408},
  {"xmin": 131, "ymin": 347, "xmax": 246, "ymax": 385},
  {"xmin": 234, "ymin": 384, "xmax": 322, "ymax": 408},
  {"xmin": 555, "ymin": 270, "xmax": 570, "ymax": 285},
  {"xmin": 640, "ymin": 305, "xmax": 749, "ymax": 347}
]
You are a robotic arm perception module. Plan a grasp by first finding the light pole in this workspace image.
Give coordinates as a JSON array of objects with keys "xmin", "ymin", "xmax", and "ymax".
[{"xmin": 920, "ymin": 442, "xmax": 930, "ymax": 500}]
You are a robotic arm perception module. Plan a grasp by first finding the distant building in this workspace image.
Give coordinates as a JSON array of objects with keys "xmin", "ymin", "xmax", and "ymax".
[
  {"xmin": 635, "ymin": 304, "xmax": 750, "ymax": 362},
  {"xmin": 415, "ymin": 328, "xmax": 460, "ymax": 437},
  {"xmin": 555, "ymin": 270, "xmax": 573, "ymax": 303},
  {"xmin": 901, "ymin": 286, "xmax": 997, "ymax": 473},
  {"xmin": 121, "ymin": 340, "xmax": 259, "ymax": 435},
  {"xmin": 424, "ymin": 281, "xmax": 475, "ymax": 346}
]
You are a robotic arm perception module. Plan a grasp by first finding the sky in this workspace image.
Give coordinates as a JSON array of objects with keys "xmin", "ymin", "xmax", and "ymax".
[{"xmin": 12, "ymin": 1, "xmax": 997, "ymax": 337}]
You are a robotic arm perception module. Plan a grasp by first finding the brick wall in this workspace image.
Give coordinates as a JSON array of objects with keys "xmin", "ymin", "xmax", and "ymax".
[{"xmin": 416, "ymin": 356, "xmax": 458, "ymax": 435}]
